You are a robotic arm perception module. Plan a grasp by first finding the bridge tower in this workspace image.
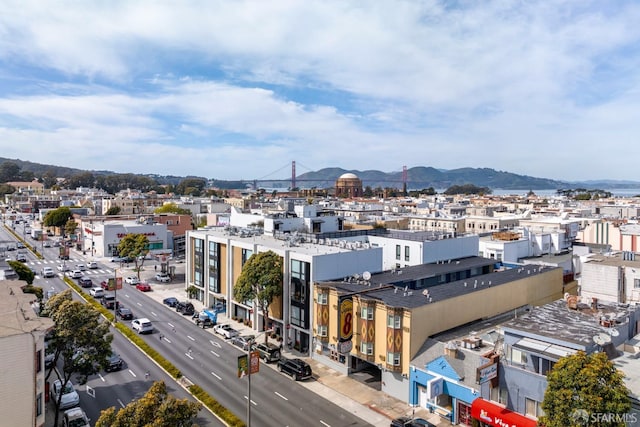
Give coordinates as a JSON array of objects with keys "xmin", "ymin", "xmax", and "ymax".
[{"xmin": 291, "ymin": 161, "xmax": 296, "ymax": 189}]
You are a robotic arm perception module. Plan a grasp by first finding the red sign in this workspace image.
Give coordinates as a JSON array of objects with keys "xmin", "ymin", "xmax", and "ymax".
[{"xmin": 471, "ymin": 399, "xmax": 537, "ymax": 427}]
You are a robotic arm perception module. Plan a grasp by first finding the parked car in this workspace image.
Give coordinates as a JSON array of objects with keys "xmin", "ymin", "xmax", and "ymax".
[
  {"xmin": 101, "ymin": 293, "xmax": 119, "ymax": 309},
  {"xmin": 89, "ymin": 287, "xmax": 104, "ymax": 298},
  {"xmin": 254, "ymin": 342, "xmax": 282, "ymax": 363},
  {"xmin": 50, "ymin": 379, "xmax": 80, "ymax": 410},
  {"xmin": 77, "ymin": 277, "xmax": 93, "ymax": 288},
  {"xmin": 176, "ymin": 301, "xmax": 195, "ymax": 315},
  {"xmin": 163, "ymin": 297, "xmax": 179, "ymax": 307},
  {"xmin": 105, "ymin": 351, "xmax": 124, "ymax": 372},
  {"xmin": 41, "ymin": 267, "xmax": 55, "ymax": 278},
  {"xmin": 136, "ymin": 282, "xmax": 152, "ymax": 292},
  {"xmin": 277, "ymin": 358, "xmax": 313, "ymax": 381},
  {"xmin": 125, "ymin": 276, "xmax": 140, "ymax": 285},
  {"xmin": 390, "ymin": 417, "xmax": 436, "ymax": 427},
  {"xmin": 230, "ymin": 335, "xmax": 255, "ymax": 350},
  {"xmin": 155, "ymin": 272, "xmax": 171, "ymax": 283},
  {"xmin": 87, "ymin": 261, "xmax": 98, "ymax": 269},
  {"xmin": 214, "ymin": 323, "xmax": 239, "ymax": 339},
  {"xmin": 67, "ymin": 269, "xmax": 83, "ymax": 279},
  {"xmin": 45, "ymin": 341, "xmax": 56, "ymax": 368},
  {"xmin": 132, "ymin": 318, "xmax": 154, "ymax": 334},
  {"xmin": 116, "ymin": 306, "xmax": 133, "ymax": 320},
  {"xmin": 62, "ymin": 407, "xmax": 90, "ymax": 427}
]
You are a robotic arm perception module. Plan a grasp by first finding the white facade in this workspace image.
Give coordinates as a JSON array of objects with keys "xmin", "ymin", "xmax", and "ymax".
[
  {"xmin": 80, "ymin": 219, "xmax": 169, "ymax": 257},
  {"xmin": 580, "ymin": 252, "xmax": 640, "ymax": 303}
]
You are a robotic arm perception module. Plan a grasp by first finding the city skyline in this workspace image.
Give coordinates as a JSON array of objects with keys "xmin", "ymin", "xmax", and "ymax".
[{"xmin": 1, "ymin": 1, "xmax": 639, "ymax": 182}]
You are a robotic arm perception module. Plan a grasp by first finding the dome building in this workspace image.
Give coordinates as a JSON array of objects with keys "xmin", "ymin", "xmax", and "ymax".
[{"xmin": 335, "ymin": 172, "xmax": 363, "ymax": 198}]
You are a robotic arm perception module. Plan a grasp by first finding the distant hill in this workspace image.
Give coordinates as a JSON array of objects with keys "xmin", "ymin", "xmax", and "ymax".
[{"xmin": 2, "ymin": 157, "xmax": 639, "ymax": 190}]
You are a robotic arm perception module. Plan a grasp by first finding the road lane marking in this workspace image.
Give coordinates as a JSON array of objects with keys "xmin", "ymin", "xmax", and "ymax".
[
  {"xmin": 186, "ymin": 352, "xmax": 194, "ymax": 360},
  {"xmin": 117, "ymin": 399, "xmax": 125, "ymax": 408},
  {"xmin": 187, "ymin": 335, "xmax": 195, "ymax": 341},
  {"xmin": 210, "ymin": 350, "xmax": 219, "ymax": 357},
  {"xmin": 243, "ymin": 396, "xmax": 257, "ymax": 406},
  {"xmin": 98, "ymin": 373, "xmax": 105, "ymax": 382},
  {"xmin": 125, "ymin": 294, "xmax": 130, "ymax": 299},
  {"xmin": 164, "ymin": 337, "xmax": 172, "ymax": 343},
  {"xmin": 274, "ymin": 392, "xmax": 288, "ymax": 401},
  {"xmin": 151, "ymin": 311, "xmax": 157, "ymax": 317},
  {"xmin": 86, "ymin": 385, "xmax": 95, "ymax": 398},
  {"xmin": 168, "ymin": 323, "xmax": 174, "ymax": 328},
  {"xmin": 129, "ymin": 369, "xmax": 137, "ymax": 377},
  {"xmin": 210, "ymin": 340, "xmax": 221, "ymax": 348},
  {"xmin": 320, "ymin": 421, "xmax": 330, "ymax": 427},
  {"xmin": 210, "ymin": 371, "xmax": 221, "ymax": 380},
  {"xmin": 136, "ymin": 302, "xmax": 142, "ymax": 306}
]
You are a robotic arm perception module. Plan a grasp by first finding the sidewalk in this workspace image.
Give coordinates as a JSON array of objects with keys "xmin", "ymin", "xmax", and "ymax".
[{"xmin": 130, "ymin": 263, "xmax": 449, "ymax": 427}]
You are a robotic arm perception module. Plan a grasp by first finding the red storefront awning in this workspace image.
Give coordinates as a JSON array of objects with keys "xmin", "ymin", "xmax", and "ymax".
[{"xmin": 471, "ymin": 399, "xmax": 538, "ymax": 427}]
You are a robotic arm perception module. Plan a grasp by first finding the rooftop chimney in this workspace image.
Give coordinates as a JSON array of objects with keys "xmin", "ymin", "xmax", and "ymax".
[{"xmin": 591, "ymin": 297, "xmax": 598, "ymax": 310}]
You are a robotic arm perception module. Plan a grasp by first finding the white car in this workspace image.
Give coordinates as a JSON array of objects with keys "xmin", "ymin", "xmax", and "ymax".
[
  {"xmin": 50, "ymin": 380, "xmax": 80, "ymax": 410},
  {"xmin": 67, "ymin": 270, "xmax": 83, "ymax": 279},
  {"xmin": 57, "ymin": 264, "xmax": 70, "ymax": 272},
  {"xmin": 125, "ymin": 276, "xmax": 140, "ymax": 285},
  {"xmin": 214, "ymin": 323, "xmax": 239, "ymax": 339},
  {"xmin": 89, "ymin": 287, "xmax": 104, "ymax": 298},
  {"xmin": 87, "ymin": 261, "xmax": 98, "ymax": 269},
  {"xmin": 62, "ymin": 407, "xmax": 90, "ymax": 427},
  {"xmin": 132, "ymin": 318, "xmax": 154, "ymax": 334},
  {"xmin": 76, "ymin": 264, "xmax": 86, "ymax": 271},
  {"xmin": 42, "ymin": 267, "xmax": 55, "ymax": 278},
  {"xmin": 155, "ymin": 273, "xmax": 171, "ymax": 283}
]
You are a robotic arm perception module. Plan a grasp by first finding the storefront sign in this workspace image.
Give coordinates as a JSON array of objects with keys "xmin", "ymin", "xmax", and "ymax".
[
  {"xmin": 338, "ymin": 297, "xmax": 353, "ymax": 341},
  {"xmin": 117, "ymin": 232, "xmax": 156, "ymax": 238},
  {"xmin": 427, "ymin": 376, "xmax": 443, "ymax": 399},
  {"xmin": 477, "ymin": 362, "xmax": 498, "ymax": 384},
  {"xmin": 471, "ymin": 399, "xmax": 538, "ymax": 427}
]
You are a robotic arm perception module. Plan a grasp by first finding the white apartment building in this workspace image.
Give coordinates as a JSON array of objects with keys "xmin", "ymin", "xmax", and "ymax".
[{"xmin": 0, "ymin": 280, "xmax": 54, "ymax": 427}]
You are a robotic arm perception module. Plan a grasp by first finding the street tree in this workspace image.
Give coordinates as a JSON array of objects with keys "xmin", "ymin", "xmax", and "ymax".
[
  {"xmin": 43, "ymin": 207, "xmax": 73, "ymax": 237},
  {"xmin": 105, "ymin": 206, "xmax": 121, "ymax": 215},
  {"xmin": 95, "ymin": 380, "xmax": 201, "ymax": 427},
  {"xmin": 65, "ymin": 219, "xmax": 78, "ymax": 238},
  {"xmin": 45, "ymin": 290, "xmax": 113, "ymax": 427},
  {"xmin": 540, "ymin": 351, "xmax": 630, "ymax": 427},
  {"xmin": 7, "ymin": 260, "xmax": 35, "ymax": 284},
  {"xmin": 154, "ymin": 202, "xmax": 192, "ymax": 215},
  {"xmin": 234, "ymin": 250, "xmax": 283, "ymax": 343},
  {"xmin": 117, "ymin": 233, "xmax": 150, "ymax": 277}
]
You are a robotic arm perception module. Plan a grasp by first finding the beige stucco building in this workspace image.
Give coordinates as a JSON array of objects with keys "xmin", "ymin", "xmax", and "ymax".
[{"xmin": 0, "ymin": 280, "xmax": 54, "ymax": 427}]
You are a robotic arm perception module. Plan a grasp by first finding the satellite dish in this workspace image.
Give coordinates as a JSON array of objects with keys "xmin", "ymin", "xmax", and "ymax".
[
  {"xmin": 593, "ymin": 333, "xmax": 612, "ymax": 346},
  {"xmin": 362, "ymin": 271, "xmax": 371, "ymax": 281},
  {"xmin": 608, "ymin": 329, "xmax": 620, "ymax": 337}
]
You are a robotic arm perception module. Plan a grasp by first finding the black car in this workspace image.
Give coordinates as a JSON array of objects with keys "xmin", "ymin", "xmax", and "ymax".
[
  {"xmin": 101, "ymin": 294, "xmax": 120, "ymax": 309},
  {"xmin": 105, "ymin": 352, "xmax": 123, "ymax": 372},
  {"xmin": 163, "ymin": 297, "xmax": 179, "ymax": 307},
  {"xmin": 116, "ymin": 306, "xmax": 133, "ymax": 320},
  {"xmin": 390, "ymin": 417, "xmax": 436, "ymax": 427},
  {"xmin": 277, "ymin": 358, "xmax": 312, "ymax": 381},
  {"xmin": 176, "ymin": 301, "xmax": 195, "ymax": 316},
  {"xmin": 77, "ymin": 277, "xmax": 93, "ymax": 288},
  {"xmin": 254, "ymin": 342, "xmax": 281, "ymax": 363}
]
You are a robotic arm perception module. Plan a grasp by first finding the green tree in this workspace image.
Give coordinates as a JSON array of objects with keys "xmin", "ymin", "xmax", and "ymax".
[
  {"xmin": 8, "ymin": 260, "xmax": 36, "ymax": 284},
  {"xmin": 0, "ymin": 161, "xmax": 21, "ymax": 182},
  {"xmin": 95, "ymin": 381, "xmax": 201, "ymax": 427},
  {"xmin": 234, "ymin": 251, "xmax": 283, "ymax": 343},
  {"xmin": 41, "ymin": 169, "xmax": 58, "ymax": 188},
  {"xmin": 0, "ymin": 183, "xmax": 16, "ymax": 196},
  {"xmin": 175, "ymin": 177, "xmax": 207, "ymax": 196},
  {"xmin": 45, "ymin": 290, "xmax": 113, "ymax": 427},
  {"xmin": 154, "ymin": 202, "xmax": 192, "ymax": 215},
  {"xmin": 21, "ymin": 284, "xmax": 43, "ymax": 300},
  {"xmin": 43, "ymin": 207, "xmax": 73, "ymax": 237},
  {"xmin": 65, "ymin": 219, "xmax": 78, "ymax": 238},
  {"xmin": 540, "ymin": 351, "xmax": 631, "ymax": 427},
  {"xmin": 105, "ymin": 206, "xmax": 121, "ymax": 215},
  {"xmin": 117, "ymin": 233, "xmax": 150, "ymax": 277}
]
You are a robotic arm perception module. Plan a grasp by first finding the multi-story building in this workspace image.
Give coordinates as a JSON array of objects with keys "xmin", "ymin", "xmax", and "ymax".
[
  {"xmin": 0, "ymin": 280, "xmax": 54, "ymax": 427},
  {"xmin": 578, "ymin": 251, "xmax": 640, "ymax": 304}
]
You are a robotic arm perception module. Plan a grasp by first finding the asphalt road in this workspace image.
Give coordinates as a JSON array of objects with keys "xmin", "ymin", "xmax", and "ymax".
[{"xmin": 6, "ymin": 221, "xmax": 372, "ymax": 426}]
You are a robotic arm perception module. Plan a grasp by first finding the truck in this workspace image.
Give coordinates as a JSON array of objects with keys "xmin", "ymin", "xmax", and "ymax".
[
  {"xmin": 30, "ymin": 228, "xmax": 42, "ymax": 240},
  {"xmin": 195, "ymin": 309, "xmax": 217, "ymax": 328}
]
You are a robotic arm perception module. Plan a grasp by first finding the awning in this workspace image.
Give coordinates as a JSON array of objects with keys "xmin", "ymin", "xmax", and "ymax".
[
  {"xmin": 513, "ymin": 337, "xmax": 577, "ymax": 360},
  {"xmin": 471, "ymin": 399, "xmax": 538, "ymax": 427}
]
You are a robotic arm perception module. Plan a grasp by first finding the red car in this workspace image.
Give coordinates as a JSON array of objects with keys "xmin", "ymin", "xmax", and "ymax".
[{"xmin": 136, "ymin": 282, "xmax": 152, "ymax": 292}]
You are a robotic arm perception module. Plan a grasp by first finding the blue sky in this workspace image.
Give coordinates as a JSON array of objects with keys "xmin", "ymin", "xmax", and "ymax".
[{"xmin": 1, "ymin": 1, "xmax": 639, "ymax": 182}]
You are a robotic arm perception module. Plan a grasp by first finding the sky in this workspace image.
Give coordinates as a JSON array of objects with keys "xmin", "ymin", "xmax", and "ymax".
[{"xmin": 1, "ymin": 1, "xmax": 639, "ymax": 183}]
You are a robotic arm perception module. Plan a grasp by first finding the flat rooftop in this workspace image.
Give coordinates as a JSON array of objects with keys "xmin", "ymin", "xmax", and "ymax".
[{"xmin": 0, "ymin": 280, "xmax": 53, "ymax": 338}]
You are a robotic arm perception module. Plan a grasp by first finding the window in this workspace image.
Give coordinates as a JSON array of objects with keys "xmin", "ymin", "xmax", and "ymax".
[
  {"xmin": 208, "ymin": 241, "xmax": 220, "ymax": 293},
  {"xmin": 387, "ymin": 314, "xmax": 401, "ymax": 329},
  {"xmin": 525, "ymin": 398, "xmax": 544, "ymax": 418},
  {"xmin": 490, "ymin": 386, "xmax": 508, "ymax": 405},
  {"xmin": 361, "ymin": 342, "xmax": 373, "ymax": 355},
  {"xmin": 241, "ymin": 248, "xmax": 253, "ymax": 266},
  {"xmin": 317, "ymin": 293, "xmax": 328, "ymax": 305},
  {"xmin": 404, "ymin": 246, "xmax": 410, "ymax": 261},
  {"xmin": 36, "ymin": 349, "xmax": 42, "ymax": 373},
  {"xmin": 317, "ymin": 325, "xmax": 327, "ymax": 337},
  {"xmin": 361, "ymin": 306, "xmax": 373, "ymax": 320},
  {"xmin": 395, "ymin": 245, "xmax": 401, "ymax": 260},
  {"xmin": 635, "ymin": 278, "xmax": 640, "ymax": 289},
  {"xmin": 510, "ymin": 347, "xmax": 527, "ymax": 365},
  {"xmin": 36, "ymin": 393, "xmax": 42, "ymax": 417},
  {"xmin": 387, "ymin": 351, "xmax": 400, "ymax": 366}
]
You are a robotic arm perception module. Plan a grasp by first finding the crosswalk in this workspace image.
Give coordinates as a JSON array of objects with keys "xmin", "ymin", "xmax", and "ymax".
[{"xmin": 27, "ymin": 258, "xmax": 115, "ymax": 276}]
